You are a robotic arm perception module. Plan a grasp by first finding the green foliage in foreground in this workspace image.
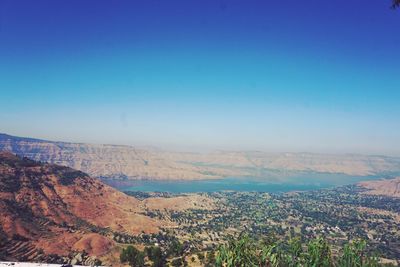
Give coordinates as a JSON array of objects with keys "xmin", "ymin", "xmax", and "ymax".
[{"xmin": 215, "ymin": 235, "xmax": 389, "ymax": 267}]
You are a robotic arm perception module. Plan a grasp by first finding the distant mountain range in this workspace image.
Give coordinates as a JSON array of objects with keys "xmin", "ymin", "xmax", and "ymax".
[
  {"xmin": 1, "ymin": 133, "xmax": 400, "ymax": 180},
  {"xmin": 0, "ymin": 133, "xmax": 211, "ymax": 180}
]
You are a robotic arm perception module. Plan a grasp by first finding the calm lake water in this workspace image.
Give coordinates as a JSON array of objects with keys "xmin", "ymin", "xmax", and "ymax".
[{"xmin": 104, "ymin": 172, "xmax": 386, "ymax": 193}]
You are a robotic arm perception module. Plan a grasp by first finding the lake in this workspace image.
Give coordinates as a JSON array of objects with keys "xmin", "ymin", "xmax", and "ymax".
[{"xmin": 102, "ymin": 172, "xmax": 388, "ymax": 193}]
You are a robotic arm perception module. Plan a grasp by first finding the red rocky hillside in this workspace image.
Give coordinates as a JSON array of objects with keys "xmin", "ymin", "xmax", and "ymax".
[{"xmin": 0, "ymin": 151, "xmax": 164, "ymax": 263}]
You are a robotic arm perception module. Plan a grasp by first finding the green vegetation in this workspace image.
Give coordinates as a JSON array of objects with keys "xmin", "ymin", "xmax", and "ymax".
[
  {"xmin": 170, "ymin": 257, "xmax": 187, "ymax": 266},
  {"xmin": 205, "ymin": 251, "xmax": 216, "ymax": 266},
  {"xmin": 117, "ymin": 187, "xmax": 399, "ymax": 265},
  {"xmin": 57, "ymin": 168, "xmax": 87, "ymax": 185},
  {"xmin": 119, "ymin": 234, "xmax": 389, "ymax": 266},
  {"xmin": 120, "ymin": 245, "xmax": 145, "ymax": 267},
  {"xmin": 215, "ymin": 235, "xmax": 385, "ymax": 267},
  {"xmin": 145, "ymin": 246, "xmax": 164, "ymax": 267},
  {"xmin": 338, "ymin": 240, "xmax": 379, "ymax": 267},
  {"xmin": 167, "ymin": 240, "xmax": 184, "ymax": 257}
]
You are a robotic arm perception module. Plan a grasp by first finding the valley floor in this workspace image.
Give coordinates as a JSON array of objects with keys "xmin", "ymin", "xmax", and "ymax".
[{"xmin": 119, "ymin": 185, "xmax": 400, "ymax": 266}]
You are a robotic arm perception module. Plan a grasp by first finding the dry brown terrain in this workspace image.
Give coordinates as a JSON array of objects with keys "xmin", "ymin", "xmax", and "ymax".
[
  {"xmin": 358, "ymin": 177, "xmax": 400, "ymax": 198},
  {"xmin": 144, "ymin": 194, "xmax": 215, "ymax": 211},
  {"xmin": 0, "ymin": 151, "xmax": 160, "ymax": 259},
  {"xmin": 0, "ymin": 151, "xmax": 213, "ymax": 264},
  {"xmin": 1, "ymin": 133, "xmax": 400, "ymax": 180}
]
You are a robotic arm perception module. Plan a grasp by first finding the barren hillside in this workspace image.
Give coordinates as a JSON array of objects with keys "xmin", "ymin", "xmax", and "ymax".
[
  {"xmin": 358, "ymin": 177, "xmax": 400, "ymax": 198},
  {"xmin": 0, "ymin": 152, "xmax": 211, "ymax": 263}
]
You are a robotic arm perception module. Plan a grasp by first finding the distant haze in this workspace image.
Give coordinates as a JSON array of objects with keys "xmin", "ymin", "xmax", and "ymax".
[
  {"xmin": 0, "ymin": 1, "xmax": 399, "ymax": 156},
  {"xmin": 2, "ymin": 133, "xmax": 400, "ymax": 181}
]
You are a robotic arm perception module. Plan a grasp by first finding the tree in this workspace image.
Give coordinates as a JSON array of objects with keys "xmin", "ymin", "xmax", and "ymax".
[
  {"xmin": 167, "ymin": 240, "xmax": 184, "ymax": 257},
  {"xmin": 393, "ymin": 0, "xmax": 400, "ymax": 9},
  {"xmin": 120, "ymin": 246, "xmax": 145, "ymax": 267},
  {"xmin": 171, "ymin": 257, "xmax": 184, "ymax": 267},
  {"xmin": 145, "ymin": 246, "xmax": 164, "ymax": 267}
]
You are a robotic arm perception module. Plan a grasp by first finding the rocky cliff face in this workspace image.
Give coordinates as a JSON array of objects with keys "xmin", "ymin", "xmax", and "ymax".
[
  {"xmin": 0, "ymin": 151, "xmax": 164, "ymax": 262},
  {"xmin": 1, "ymin": 133, "xmax": 400, "ymax": 180},
  {"xmin": 0, "ymin": 133, "xmax": 216, "ymax": 180}
]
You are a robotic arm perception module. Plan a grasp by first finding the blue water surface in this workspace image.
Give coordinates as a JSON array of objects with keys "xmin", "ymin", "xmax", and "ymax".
[{"xmin": 105, "ymin": 172, "xmax": 387, "ymax": 193}]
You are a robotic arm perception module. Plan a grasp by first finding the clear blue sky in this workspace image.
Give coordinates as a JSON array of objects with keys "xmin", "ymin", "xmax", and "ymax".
[{"xmin": 0, "ymin": 0, "xmax": 399, "ymax": 155}]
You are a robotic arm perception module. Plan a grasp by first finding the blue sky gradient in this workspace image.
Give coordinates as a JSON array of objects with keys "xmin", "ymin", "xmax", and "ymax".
[{"xmin": 0, "ymin": 0, "xmax": 399, "ymax": 154}]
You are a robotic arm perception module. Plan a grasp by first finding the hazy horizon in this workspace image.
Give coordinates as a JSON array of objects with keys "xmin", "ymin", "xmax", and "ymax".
[
  {"xmin": 1, "ymin": 0, "xmax": 399, "ymax": 156},
  {"xmin": 2, "ymin": 131, "xmax": 400, "ymax": 158}
]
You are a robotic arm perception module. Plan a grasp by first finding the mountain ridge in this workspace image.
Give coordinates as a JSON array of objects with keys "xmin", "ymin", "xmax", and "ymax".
[{"xmin": 1, "ymin": 133, "xmax": 400, "ymax": 180}]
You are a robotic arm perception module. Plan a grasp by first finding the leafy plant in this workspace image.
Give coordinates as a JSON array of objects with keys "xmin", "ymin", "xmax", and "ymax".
[
  {"xmin": 305, "ymin": 238, "xmax": 332, "ymax": 267},
  {"xmin": 215, "ymin": 235, "xmax": 384, "ymax": 267},
  {"xmin": 338, "ymin": 239, "xmax": 379, "ymax": 267},
  {"xmin": 216, "ymin": 235, "xmax": 259, "ymax": 266}
]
